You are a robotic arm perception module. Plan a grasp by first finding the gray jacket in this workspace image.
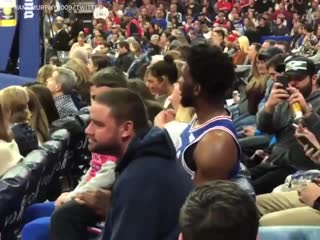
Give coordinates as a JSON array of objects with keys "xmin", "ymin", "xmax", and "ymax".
[
  {"xmin": 256, "ymin": 89, "xmax": 320, "ymax": 170},
  {"xmin": 68, "ymin": 161, "xmax": 116, "ymax": 198}
]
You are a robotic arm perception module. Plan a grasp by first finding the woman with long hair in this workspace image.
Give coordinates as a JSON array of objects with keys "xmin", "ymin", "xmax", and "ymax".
[
  {"xmin": 233, "ymin": 36, "xmax": 250, "ymax": 65},
  {"xmin": 0, "ymin": 96, "xmax": 22, "ymax": 176},
  {"xmin": 230, "ymin": 51, "xmax": 270, "ymax": 131},
  {"xmin": 27, "ymin": 84, "xmax": 60, "ymax": 126},
  {"xmin": 245, "ymin": 52, "xmax": 270, "ymax": 115},
  {"xmin": 26, "ymin": 88, "xmax": 50, "ymax": 142},
  {"xmin": 63, "ymin": 58, "xmax": 91, "ymax": 106},
  {"xmin": 0, "ymin": 86, "xmax": 39, "ymax": 156},
  {"xmin": 127, "ymin": 40, "xmax": 150, "ymax": 79}
]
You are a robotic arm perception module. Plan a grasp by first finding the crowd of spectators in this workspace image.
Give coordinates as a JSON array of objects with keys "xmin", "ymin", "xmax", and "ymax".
[
  {"xmin": 45, "ymin": 0, "xmax": 320, "ymax": 66},
  {"xmin": 2, "ymin": 0, "xmax": 320, "ymax": 239}
]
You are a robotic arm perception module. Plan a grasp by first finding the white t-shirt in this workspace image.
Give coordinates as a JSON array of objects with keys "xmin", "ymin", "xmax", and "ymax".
[
  {"xmin": 0, "ymin": 140, "xmax": 22, "ymax": 176},
  {"xmin": 93, "ymin": 6, "xmax": 109, "ymax": 20}
]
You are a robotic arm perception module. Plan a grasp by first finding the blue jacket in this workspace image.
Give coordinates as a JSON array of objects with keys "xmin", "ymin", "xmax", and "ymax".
[{"xmin": 102, "ymin": 127, "xmax": 193, "ymax": 240}]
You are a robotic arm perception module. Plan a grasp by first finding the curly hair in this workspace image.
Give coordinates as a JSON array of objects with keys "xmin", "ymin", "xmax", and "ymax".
[{"xmin": 186, "ymin": 44, "xmax": 235, "ymax": 101}]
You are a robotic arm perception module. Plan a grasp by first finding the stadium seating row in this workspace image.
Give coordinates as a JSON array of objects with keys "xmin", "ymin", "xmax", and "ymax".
[{"xmin": 0, "ymin": 111, "xmax": 90, "ymax": 240}]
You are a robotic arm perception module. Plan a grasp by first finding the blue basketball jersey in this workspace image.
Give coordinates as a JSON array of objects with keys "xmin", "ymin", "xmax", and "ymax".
[{"xmin": 176, "ymin": 115, "xmax": 241, "ymax": 179}]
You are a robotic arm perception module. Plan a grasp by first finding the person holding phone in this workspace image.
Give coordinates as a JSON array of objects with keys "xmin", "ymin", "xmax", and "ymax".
[
  {"xmin": 249, "ymin": 55, "xmax": 320, "ymax": 194},
  {"xmin": 256, "ymin": 124, "xmax": 320, "ymax": 226},
  {"xmin": 240, "ymin": 54, "xmax": 287, "ymax": 162},
  {"xmin": 295, "ymin": 124, "xmax": 320, "ymax": 164}
]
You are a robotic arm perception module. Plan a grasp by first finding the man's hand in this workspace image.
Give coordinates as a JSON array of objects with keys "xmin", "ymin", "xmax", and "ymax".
[
  {"xmin": 294, "ymin": 125, "xmax": 320, "ymax": 164},
  {"xmin": 243, "ymin": 126, "xmax": 256, "ymax": 137},
  {"xmin": 304, "ymin": 145, "xmax": 320, "ymax": 164},
  {"xmin": 154, "ymin": 109, "xmax": 176, "ymax": 128},
  {"xmin": 54, "ymin": 192, "xmax": 70, "ymax": 208},
  {"xmin": 249, "ymin": 149, "xmax": 269, "ymax": 164},
  {"xmin": 294, "ymin": 125, "xmax": 320, "ymax": 148},
  {"xmin": 74, "ymin": 189, "xmax": 112, "ymax": 219},
  {"xmin": 168, "ymin": 83, "xmax": 181, "ymax": 112},
  {"xmin": 264, "ymin": 83, "xmax": 290, "ymax": 113},
  {"xmin": 298, "ymin": 182, "xmax": 320, "ymax": 207}
]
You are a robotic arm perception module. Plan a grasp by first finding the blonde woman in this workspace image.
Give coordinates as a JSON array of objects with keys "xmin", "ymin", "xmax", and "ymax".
[
  {"xmin": 0, "ymin": 94, "xmax": 22, "ymax": 176},
  {"xmin": 233, "ymin": 36, "xmax": 250, "ymax": 65},
  {"xmin": 0, "ymin": 86, "xmax": 39, "ymax": 156},
  {"xmin": 63, "ymin": 58, "xmax": 91, "ymax": 106},
  {"xmin": 36, "ymin": 64, "xmax": 56, "ymax": 84},
  {"xmin": 230, "ymin": 50, "xmax": 278, "ymax": 131},
  {"xmin": 244, "ymin": 52, "xmax": 270, "ymax": 115}
]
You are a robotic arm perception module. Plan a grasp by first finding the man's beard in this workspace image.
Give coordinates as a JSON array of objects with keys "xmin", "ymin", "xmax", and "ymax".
[
  {"xmin": 88, "ymin": 139, "xmax": 122, "ymax": 157},
  {"xmin": 299, "ymin": 80, "xmax": 313, "ymax": 98}
]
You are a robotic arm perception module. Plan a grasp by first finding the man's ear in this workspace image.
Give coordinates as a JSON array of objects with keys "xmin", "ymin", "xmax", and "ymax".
[
  {"xmin": 194, "ymin": 83, "xmax": 201, "ymax": 97},
  {"xmin": 56, "ymin": 82, "xmax": 62, "ymax": 93},
  {"xmin": 312, "ymin": 74, "xmax": 318, "ymax": 86},
  {"xmin": 120, "ymin": 121, "xmax": 134, "ymax": 140}
]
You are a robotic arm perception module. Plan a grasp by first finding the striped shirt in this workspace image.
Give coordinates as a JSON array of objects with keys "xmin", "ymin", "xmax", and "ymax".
[{"xmin": 54, "ymin": 94, "xmax": 78, "ymax": 119}]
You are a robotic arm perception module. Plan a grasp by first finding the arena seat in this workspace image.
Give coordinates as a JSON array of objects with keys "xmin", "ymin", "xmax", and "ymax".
[
  {"xmin": 39, "ymin": 140, "xmax": 64, "ymax": 201},
  {"xmin": 0, "ymin": 73, "xmax": 35, "ymax": 89},
  {"xmin": 77, "ymin": 109, "xmax": 91, "ymax": 127},
  {"xmin": 21, "ymin": 149, "xmax": 48, "ymax": 204},
  {"xmin": 69, "ymin": 112, "xmax": 91, "ymax": 187},
  {"xmin": 260, "ymin": 35, "xmax": 291, "ymax": 44},
  {"xmin": 51, "ymin": 111, "xmax": 91, "ymax": 189},
  {"xmin": 0, "ymin": 164, "xmax": 31, "ymax": 239},
  {"xmin": 49, "ymin": 129, "xmax": 71, "ymax": 172},
  {"xmin": 259, "ymin": 226, "xmax": 320, "ymax": 240},
  {"xmin": 40, "ymin": 141, "xmax": 63, "ymax": 185}
]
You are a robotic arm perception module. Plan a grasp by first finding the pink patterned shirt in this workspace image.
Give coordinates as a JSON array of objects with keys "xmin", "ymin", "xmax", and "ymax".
[{"xmin": 87, "ymin": 153, "xmax": 117, "ymax": 181}]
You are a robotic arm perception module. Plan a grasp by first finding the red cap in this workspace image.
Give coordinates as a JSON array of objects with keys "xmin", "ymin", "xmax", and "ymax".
[{"xmin": 226, "ymin": 34, "xmax": 237, "ymax": 43}]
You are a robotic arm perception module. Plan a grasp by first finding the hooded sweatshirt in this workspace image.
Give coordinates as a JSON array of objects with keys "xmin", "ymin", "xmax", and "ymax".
[
  {"xmin": 102, "ymin": 127, "xmax": 193, "ymax": 240},
  {"xmin": 256, "ymin": 89, "xmax": 320, "ymax": 170}
]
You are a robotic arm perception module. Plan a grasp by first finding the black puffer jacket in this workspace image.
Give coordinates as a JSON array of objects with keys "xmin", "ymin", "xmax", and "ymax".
[{"xmin": 11, "ymin": 122, "xmax": 38, "ymax": 157}]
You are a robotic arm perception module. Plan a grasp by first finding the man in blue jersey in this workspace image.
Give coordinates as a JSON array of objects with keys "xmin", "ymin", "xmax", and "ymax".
[{"xmin": 176, "ymin": 44, "xmax": 252, "ymax": 193}]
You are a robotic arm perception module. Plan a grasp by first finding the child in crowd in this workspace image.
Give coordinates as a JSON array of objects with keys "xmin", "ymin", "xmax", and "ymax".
[{"xmin": 22, "ymin": 152, "xmax": 117, "ymax": 240}]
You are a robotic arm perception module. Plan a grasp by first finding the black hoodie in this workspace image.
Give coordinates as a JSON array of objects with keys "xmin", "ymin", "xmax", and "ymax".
[{"xmin": 102, "ymin": 127, "xmax": 193, "ymax": 240}]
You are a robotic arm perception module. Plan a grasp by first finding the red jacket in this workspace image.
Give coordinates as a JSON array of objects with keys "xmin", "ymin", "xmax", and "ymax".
[
  {"xmin": 125, "ymin": 19, "xmax": 143, "ymax": 38},
  {"xmin": 217, "ymin": 0, "xmax": 233, "ymax": 12}
]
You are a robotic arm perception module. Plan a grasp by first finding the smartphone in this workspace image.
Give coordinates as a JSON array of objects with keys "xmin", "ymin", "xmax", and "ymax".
[
  {"xmin": 292, "ymin": 123, "xmax": 319, "ymax": 150},
  {"xmin": 297, "ymin": 135, "xmax": 319, "ymax": 150},
  {"xmin": 276, "ymin": 75, "xmax": 289, "ymax": 89}
]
